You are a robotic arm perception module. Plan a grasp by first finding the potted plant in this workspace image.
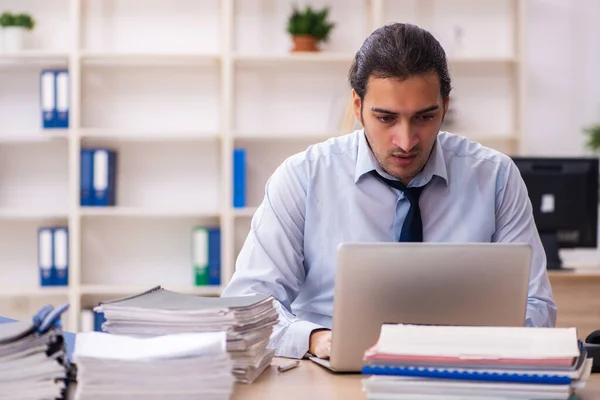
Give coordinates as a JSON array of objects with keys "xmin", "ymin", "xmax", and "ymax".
[
  {"xmin": 286, "ymin": 5, "xmax": 335, "ymax": 52},
  {"xmin": 584, "ymin": 122, "xmax": 600, "ymax": 153},
  {"xmin": 0, "ymin": 12, "xmax": 35, "ymax": 52}
]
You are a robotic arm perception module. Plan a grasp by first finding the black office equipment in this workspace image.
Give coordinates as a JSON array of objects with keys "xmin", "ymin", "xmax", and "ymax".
[{"xmin": 511, "ymin": 157, "xmax": 599, "ymax": 271}]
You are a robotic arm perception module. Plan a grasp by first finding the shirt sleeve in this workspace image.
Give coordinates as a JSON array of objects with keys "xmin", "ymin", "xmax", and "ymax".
[
  {"xmin": 492, "ymin": 159, "xmax": 558, "ymax": 328},
  {"xmin": 221, "ymin": 155, "xmax": 327, "ymax": 359}
]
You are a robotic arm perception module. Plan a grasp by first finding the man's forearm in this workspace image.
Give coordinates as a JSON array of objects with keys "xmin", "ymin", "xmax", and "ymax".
[{"xmin": 269, "ymin": 301, "xmax": 327, "ymax": 359}]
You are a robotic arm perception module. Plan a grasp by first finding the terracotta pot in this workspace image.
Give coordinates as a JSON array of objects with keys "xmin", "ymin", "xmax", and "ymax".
[{"xmin": 291, "ymin": 34, "xmax": 319, "ymax": 52}]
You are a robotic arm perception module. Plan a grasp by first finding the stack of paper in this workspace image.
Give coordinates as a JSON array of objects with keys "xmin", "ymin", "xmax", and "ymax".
[
  {"xmin": 362, "ymin": 324, "xmax": 593, "ymax": 400},
  {"xmin": 94, "ymin": 285, "xmax": 278, "ymax": 383},
  {"xmin": 0, "ymin": 304, "xmax": 71, "ymax": 400},
  {"xmin": 73, "ymin": 331, "xmax": 234, "ymax": 400}
]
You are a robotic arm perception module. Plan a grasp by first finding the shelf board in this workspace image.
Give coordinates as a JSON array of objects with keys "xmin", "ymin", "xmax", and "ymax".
[
  {"xmin": 232, "ymin": 207, "xmax": 259, "ymax": 218},
  {"xmin": 233, "ymin": 52, "xmax": 355, "ymax": 66},
  {"xmin": 233, "ymin": 132, "xmax": 339, "ymax": 142},
  {"xmin": 0, "ymin": 208, "xmax": 68, "ymax": 220},
  {"xmin": 80, "ymin": 284, "xmax": 221, "ymax": 297},
  {"xmin": 79, "ymin": 129, "xmax": 220, "ymax": 142},
  {"xmin": 448, "ymin": 56, "xmax": 519, "ymax": 66},
  {"xmin": 0, "ymin": 130, "xmax": 70, "ymax": 143},
  {"xmin": 0, "ymin": 286, "xmax": 69, "ymax": 297},
  {"xmin": 0, "ymin": 51, "xmax": 70, "ymax": 64},
  {"xmin": 80, "ymin": 51, "xmax": 221, "ymax": 66},
  {"xmin": 80, "ymin": 207, "xmax": 220, "ymax": 219}
]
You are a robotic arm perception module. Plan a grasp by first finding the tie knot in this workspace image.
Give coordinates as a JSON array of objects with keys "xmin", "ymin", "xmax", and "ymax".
[{"xmin": 370, "ymin": 171, "xmax": 425, "ymax": 204}]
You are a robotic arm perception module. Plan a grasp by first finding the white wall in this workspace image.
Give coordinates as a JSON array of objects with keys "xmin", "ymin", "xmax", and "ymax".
[
  {"xmin": 524, "ymin": 0, "xmax": 600, "ymax": 266},
  {"xmin": 524, "ymin": 0, "xmax": 600, "ymax": 157}
]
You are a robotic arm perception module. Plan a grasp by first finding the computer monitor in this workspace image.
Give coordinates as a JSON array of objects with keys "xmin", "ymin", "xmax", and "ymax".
[{"xmin": 511, "ymin": 157, "xmax": 599, "ymax": 270}]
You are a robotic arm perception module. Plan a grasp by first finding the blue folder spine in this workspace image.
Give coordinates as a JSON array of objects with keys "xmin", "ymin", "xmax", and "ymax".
[
  {"xmin": 37, "ymin": 227, "xmax": 54, "ymax": 287},
  {"xmin": 80, "ymin": 149, "xmax": 94, "ymax": 206},
  {"xmin": 40, "ymin": 69, "xmax": 56, "ymax": 129},
  {"xmin": 208, "ymin": 227, "xmax": 221, "ymax": 286},
  {"xmin": 55, "ymin": 69, "xmax": 69, "ymax": 129},
  {"xmin": 233, "ymin": 148, "xmax": 246, "ymax": 208},
  {"xmin": 52, "ymin": 227, "xmax": 68, "ymax": 286},
  {"xmin": 92, "ymin": 148, "xmax": 117, "ymax": 206},
  {"xmin": 93, "ymin": 311, "xmax": 106, "ymax": 332},
  {"xmin": 361, "ymin": 365, "xmax": 573, "ymax": 385}
]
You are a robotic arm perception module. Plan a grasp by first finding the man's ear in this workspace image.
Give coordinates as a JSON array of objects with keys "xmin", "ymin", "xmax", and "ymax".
[
  {"xmin": 352, "ymin": 89, "xmax": 363, "ymax": 127},
  {"xmin": 440, "ymin": 95, "xmax": 450, "ymax": 123},
  {"xmin": 443, "ymin": 95, "xmax": 450, "ymax": 116}
]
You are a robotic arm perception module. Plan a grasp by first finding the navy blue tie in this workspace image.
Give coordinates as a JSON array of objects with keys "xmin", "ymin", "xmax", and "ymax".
[{"xmin": 371, "ymin": 171, "xmax": 425, "ymax": 242}]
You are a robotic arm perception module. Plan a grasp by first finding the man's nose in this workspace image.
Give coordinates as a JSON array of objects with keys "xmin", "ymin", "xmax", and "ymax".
[{"xmin": 391, "ymin": 122, "xmax": 419, "ymax": 152}]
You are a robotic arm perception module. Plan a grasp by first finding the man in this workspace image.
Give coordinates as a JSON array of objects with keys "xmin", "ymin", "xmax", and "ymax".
[{"xmin": 222, "ymin": 23, "xmax": 556, "ymax": 360}]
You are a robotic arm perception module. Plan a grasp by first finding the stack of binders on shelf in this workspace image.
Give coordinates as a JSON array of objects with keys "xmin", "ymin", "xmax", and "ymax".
[
  {"xmin": 40, "ymin": 69, "xmax": 70, "ymax": 129},
  {"xmin": 94, "ymin": 285, "xmax": 279, "ymax": 383},
  {"xmin": 0, "ymin": 303, "xmax": 72, "ymax": 400},
  {"xmin": 80, "ymin": 148, "xmax": 118, "ymax": 206},
  {"xmin": 233, "ymin": 148, "xmax": 246, "ymax": 208},
  {"xmin": 73, "ymin": 331, "xmax": 235, "ymax": 400},
  {"xmin": 361, "ymin": 324, "xmax": 593, "ymax": 400},
  {"xmin": 192, "ymin": 226, "xmax": 221, "ymax": 286},
  {"xmin": 38, "ymin": 226, "xmax": 69, "ymax": 287}
]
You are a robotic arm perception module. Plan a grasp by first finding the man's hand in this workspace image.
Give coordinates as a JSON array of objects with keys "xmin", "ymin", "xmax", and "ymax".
[{"xmin": 309, "ymin": 329, "xmax": 332, "ymax": 359}]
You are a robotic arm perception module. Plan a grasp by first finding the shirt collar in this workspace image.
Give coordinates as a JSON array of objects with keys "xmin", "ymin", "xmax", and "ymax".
[{"xmin": 354, "ymin": 129, "xmax": 449, "ymax": 187}]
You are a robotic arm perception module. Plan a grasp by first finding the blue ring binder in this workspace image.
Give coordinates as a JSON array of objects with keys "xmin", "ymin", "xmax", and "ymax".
[{"xmin": 361, "ymin": 365, "xmax": 573, "ymax": 385}]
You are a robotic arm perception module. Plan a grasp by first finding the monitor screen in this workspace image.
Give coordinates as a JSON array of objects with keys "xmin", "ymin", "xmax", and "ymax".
[{"xmin": 511, "ymin": 157, "xmax": 598, "ymax": 270}]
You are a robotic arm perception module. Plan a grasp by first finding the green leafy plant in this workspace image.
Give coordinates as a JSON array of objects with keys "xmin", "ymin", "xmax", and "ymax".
[
  {"xmin": 13, "ymin": 13, "xmax": 35, "ymax": 30},
  {"xmin": 584, "ymin": 122, "xmax": 600, "ymax": 153},
  {"xmin": 0, "ymin": 12, "xmax": 35, "ymax": 30},
  {"xmin": 0, "ymin": 12, "xmax": 15, "ymax": 27},
  {"xmin": 286, "ymin": 5, "xmax": 335, "ymax": 42}
]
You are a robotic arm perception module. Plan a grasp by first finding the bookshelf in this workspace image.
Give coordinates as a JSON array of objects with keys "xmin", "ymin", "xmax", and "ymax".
[{"xmin": 0, "ymin": 0, "xmax": 527, "ymax": 332}]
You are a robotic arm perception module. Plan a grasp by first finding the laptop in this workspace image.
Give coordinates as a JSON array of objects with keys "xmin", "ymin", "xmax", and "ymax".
[{"xmin": 309, "ymin": 242, "xmax": 532, "ymax": 372}]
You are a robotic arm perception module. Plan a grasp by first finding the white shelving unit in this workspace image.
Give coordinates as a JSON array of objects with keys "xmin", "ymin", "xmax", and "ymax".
[{"xmin": 0, "ymin": 0, "xmax": 525, "ymax": 332}]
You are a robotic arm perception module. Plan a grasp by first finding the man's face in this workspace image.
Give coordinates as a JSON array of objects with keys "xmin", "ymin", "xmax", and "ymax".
[{"xmin": 353, "ymin": 72, "xmax": 449, "ymax": 185}]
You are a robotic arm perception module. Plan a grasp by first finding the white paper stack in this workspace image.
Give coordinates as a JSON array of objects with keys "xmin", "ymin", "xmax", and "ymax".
[
  {"xmin": 361, "ymin": 324, "xmax": 593, "ymax": 400},
  {"xmin": 73, "ymin": 331, "xmax": 234, "ymax": 400},
  {"xmin": 94, "ymin": 285, "xmax": 278, "ymax": 383},
  {"xmin": 0, "ymin": 312, "xmax": 70, "ymax": 400}
]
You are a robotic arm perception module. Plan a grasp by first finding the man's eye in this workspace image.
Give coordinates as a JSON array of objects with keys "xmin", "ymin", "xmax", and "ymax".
[
  {"xmin": 416, "ymin": 115, "xmax": 435, "ymax": 121},
  {"xmin": 376, "ymin": 116, "xmax": 394, "ymax": 123}
]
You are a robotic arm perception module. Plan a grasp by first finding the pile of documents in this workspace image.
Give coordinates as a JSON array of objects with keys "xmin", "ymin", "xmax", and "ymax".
[
  {"xmin": 73, "ymin": 331, "xmax": 234, "ymax": 400},
  {"xmin": 94, "ymin": 285, "xmax": 278, "ymax": 383},
  {"xmin": 0, "ymin": 303, "xmax": 71, "ymax": 400},
  {"xmin": 361, "ymin": 324, "xmax": 592, "ymax": 400}
]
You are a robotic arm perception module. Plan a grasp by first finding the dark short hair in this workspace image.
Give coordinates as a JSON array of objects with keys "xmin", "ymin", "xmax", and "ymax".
[{"xmin": 349, "ymin": 22, "xmax": 452, "ymax": 100}]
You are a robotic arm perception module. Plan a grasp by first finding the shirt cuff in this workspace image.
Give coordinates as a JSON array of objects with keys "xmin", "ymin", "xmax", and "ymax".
[{"xmin": 274, "ymin": 320, "xmax": 327, "ymax": 359}]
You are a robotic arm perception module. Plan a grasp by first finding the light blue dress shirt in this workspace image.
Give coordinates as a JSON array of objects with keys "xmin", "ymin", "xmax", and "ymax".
[{"xmin": 222, "ymin": 129, "xmax": 557, "ymax": 359}]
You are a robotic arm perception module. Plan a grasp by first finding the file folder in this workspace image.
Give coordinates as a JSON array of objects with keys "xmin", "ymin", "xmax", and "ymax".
[
  {"xmin": 38, "ymin": 227, "xmax": 53, "ymax": 287},
  {"xmin": 94, "ymin": 311, "xmax": 106, "ymax": 332},
  {"xmin": 55, "ymin": 70, "xmax": 69, "ymax": 129},
  {"xmin": 193, "ymin": 227, "xmax": 209, "ymax": 286},
  {"xmin": 93, "ymin": 148, "xmax": 117, "ymax": 206},
  {"xmin": 80, "ymin": 149, "xmax": 94, "ymax": 206},
  {"xmin": 53, "ymin": 227, "xmax": 68, "ymax": 286},
  {"xmin": 208, "ymin": 227, "xmax": 221, "ymax": 286},
  {"xmin": 193, "ymin": 227, "xmax": 221, "ymax": 286},
  {"xmin": 40, "ymin": 69, "xmax": 56, "ymax": 129},
  {"xmin": 233, "ymin": 148, "xmax": 246, "ymax": 208}
]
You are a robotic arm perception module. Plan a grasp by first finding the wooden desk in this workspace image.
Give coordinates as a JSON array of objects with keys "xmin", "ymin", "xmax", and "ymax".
[
  {"xmin": 232, "ymin": 358, "xmax": 600, "ymax": 400},
  {"xmin": 549, "ymin": 271, "xmax": 600, "ymax": 340}
]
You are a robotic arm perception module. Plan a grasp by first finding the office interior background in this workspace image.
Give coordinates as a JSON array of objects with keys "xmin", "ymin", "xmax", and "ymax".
[{"xmin": 0, "ymin": 0, "xmax": 599, "ymax": 336}]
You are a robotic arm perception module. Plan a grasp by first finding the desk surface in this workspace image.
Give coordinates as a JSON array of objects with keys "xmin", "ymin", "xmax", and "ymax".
[{"xmin": 232, "ymin": 358, "xmax": 600, "ymax": 400}]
